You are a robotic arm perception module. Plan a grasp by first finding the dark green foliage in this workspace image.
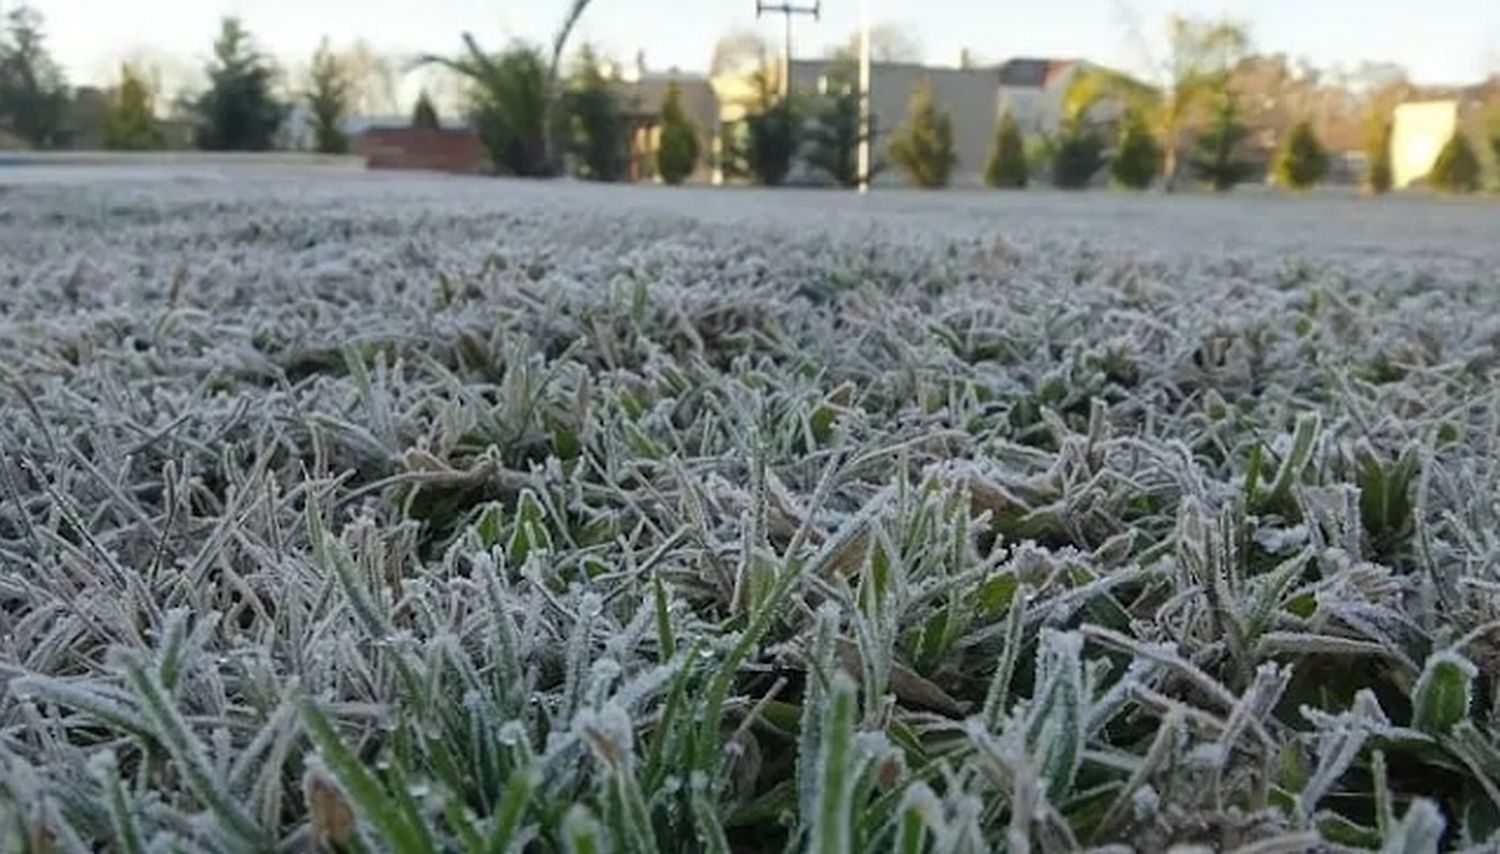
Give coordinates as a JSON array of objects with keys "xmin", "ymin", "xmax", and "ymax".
[
  {"xmin": 1273, "ymin": 120, "xmax": 1328, "ymax": 190},
  {"xmin": 726, "ymin": 74, "xmax": 801, "ymax": 187},
  {"xmin": 655, "ymin": 81, "xmax": 700, "ymax": 185},
  {"xmin": 888, "ymin": 77, "xmax": 956, "ymax": 188},
  {"xmin": 1191, "ymin": 93, "xmax": 1251, "ymax": 191},
  {"xmin": 983, "ymin": 110, "xmax": 1028, "ymax": 189},
  {"xmin": 411, "ymin": 90, "xmax": 441, "ymax": 129},
  {"xmin": 1050, "ymin": 120, "xmax": 1105, "ymax": 189},
  {"xmin": 1365, "ymin": 112, "xmax": 1393, "ymax": 195},
  {"xmin": 103, "ymin": 64, "xmax": 163, "ymax": 151},
  {"xmin": 1109, "ymin": 109, "xmax": 1161, "ymax": 190},
  {"xmin": 0, "ymin": 5, "xmax": 67, "ymax": 148},
  {"xmin": 469, "ymin": 44, "xmax": 552, "ymax": 176},
  {"xmin": 193, "ymin": 18, "xmax": 285, "ymax": 151},
  {"xmin": 564, "ymin": 46, "xmax": 626, "ymax": 182},
  {"xmin": 307, "ymin": 39, "xmax": 351, "ymax": 155},
  {"xmin": 1358, "ymin": 449, "xmax": 1419, "ymax": 561},
  {"xmin": 1427, "ymin": 133, "xmax": 1481, "ymax": 193},
  {"xmin": 803, "ymin": 63, "xmax": 876, "ymax": 188}
]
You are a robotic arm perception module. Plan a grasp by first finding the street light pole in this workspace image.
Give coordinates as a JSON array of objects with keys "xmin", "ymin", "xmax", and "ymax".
[{"xmin": 857, "ymin": 0, "xmax": 871, "ymax": 193}]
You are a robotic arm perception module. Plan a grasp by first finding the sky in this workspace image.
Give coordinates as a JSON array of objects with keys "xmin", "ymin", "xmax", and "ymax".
[{"xmin": 25, "ymin": 0, "xmax": 1500, "ymax": 98}]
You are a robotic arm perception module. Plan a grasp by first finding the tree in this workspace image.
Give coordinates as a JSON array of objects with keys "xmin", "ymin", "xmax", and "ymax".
[
  {"xmin": 983, "ymin": 110, "xmax": 1028, "ymax": 189},
  {"xmin": 726, "ymin": 68, "xmax": 801, "ymax": 186},
  {"xmin": 1191, "ymin": 92, "xmax": 1251, "ymax": 191},
  {"xmin": 1364, "ymin": 110, "xmax": 1393, "ymax": 195},
  {"xmin": 411, "ymin": 91, "xmax": 441, "ymax": 129},
  {"xmin": 307, "ymin": 39, "xmax": 352, "ymax": 154},
  {"xmin": 803, "ymin": 56, "xmax": 876, "ymax": 187},
  {"xmin": 1109, "ymin": 108, "xmax": 1162, "ymax": 189},
  {"xmin": 423, "ymin": 0, "xmax": 595, "ymax": 176},
  {"xmin": 1050, "ymin": 120, "xmax": 1105, "ymax": 189},
  {"xmin": 1272, "ymin": 119, "xmax": 1328, "ymax": 190},
  {"xmin": 1427, "ymin": 133, "xmax": 1481, "ymax": 193},
  {"xmin": 887, "ymin": 77, "xmax": 956, "ymax": 188},
  {"xmin": 839, "ymin": 23, "xmax": 923, "ymax": 64},
  {"xmin": 193, "ymin": 18, "xmax": 285, "ymax": 151},
  {"xmin": 0, "ymin": 5, "xmax": 67, "ymax": 148},
  {"xmin": 656, "ymin": 81, "xmax": 700, "ymax": 185},
  {"xmin": 565, "ymin": 46, "xmax": 626, "ymax": 181},
  {"xmin": 104, "ymin": 63, "xmax": 163, "ymax": 150}
]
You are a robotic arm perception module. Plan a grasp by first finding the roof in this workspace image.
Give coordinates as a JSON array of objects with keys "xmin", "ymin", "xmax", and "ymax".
[
  {"xmin": 997, "ymin": 58, "xmax": 1079, "ymax": 88},
  {"xmin": 616, "ymin": 74, "xmax": 719, "ymax": 124}
]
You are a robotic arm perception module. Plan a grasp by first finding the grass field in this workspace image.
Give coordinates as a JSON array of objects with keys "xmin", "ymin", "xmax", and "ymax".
[{"xmin": 3, "ymin": 169, "xmax": 1500, "ymax": 852}]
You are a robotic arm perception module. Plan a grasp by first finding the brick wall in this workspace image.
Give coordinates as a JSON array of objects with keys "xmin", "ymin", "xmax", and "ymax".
[{"xmin": 356, "ymin": 128, "xmax": 487, "ymax": 174}]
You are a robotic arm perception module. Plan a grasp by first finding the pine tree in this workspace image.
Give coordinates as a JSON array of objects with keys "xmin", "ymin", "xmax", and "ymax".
[
  {"xmin": 1191, "ymin": 92, "xmax": 1251, "ymax": 192},
  {"xmin": 803, "ymin": 58, "xmax": 875, "ymax": 188},
  {"xmin": 194, "ymin": 18, "xmax": 285, "ymax": 151},
  {"xmin": 307, "ymin": 39, "xmax": 352, "ymax": 154},
  {"xmin": 104, "ymin": 64, "xmax": 163, "ymax": 150},
  {"xmin": 983, "ymin": 111, "xmax": 1028, "ymax": 189},
  {"xmin": 564, "ymin": 46, "xmax": 626, "ymax": 182},
  {"xmin": 726, "ymin": 66, "xmax": 801, "ymax": 186},
  {"xmin": 888, "ymin": 77, "xmax": 956, "ymax": 188},
  {"xmin": 1272, "ymin": 120, "xmax": 1328, "ymax": 190},
  {"xmin": 1050, "ymin": 119, "xmax": 1105, "ymax": 189},
  {"xmin": 1427, "ymin": 133, "xmax": 1481, "ymax": 193},
  {"xmin": 1364, "ymin": 111, "xmax": 1393, "ymax": 195},
  {"xmin": 655, "ymin": 81, "xmax": 700, "ymax": 185},
  {"xmin": 1109, "ymin": 109, "xmax": 1161, "ymax": 190},
  {"xmin": 411, "ymin": 91, "xmax": 440, "ymax": 129},
  {"xmin": 0, "ymin": 5, "xmax": 68, "ymax": 148}
]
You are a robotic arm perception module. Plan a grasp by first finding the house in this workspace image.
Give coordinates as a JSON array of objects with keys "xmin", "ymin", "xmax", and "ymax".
[{"xmin": 996, "ymin": 58, "xmax": 1084, "ymax": 136}]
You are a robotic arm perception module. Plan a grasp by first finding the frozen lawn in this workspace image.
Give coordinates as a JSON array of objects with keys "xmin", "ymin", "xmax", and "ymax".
[{"xmin": 3, "ymin": 167, "xmax": 1500, "ymax": 852}]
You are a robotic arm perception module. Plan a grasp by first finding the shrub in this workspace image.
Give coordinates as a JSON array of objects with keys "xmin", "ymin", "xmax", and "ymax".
[
  {"xmin": 193, "ymin": 18, "xmax": 285, "ymax": 151},
  {"xmin": 983, "ymin": 111, "xmax": 1028, "ymax": 189},
  {"xmin": 1427, "ymin": 133, "xmax": 1481, "ymax": 193},
  {"xmin": 467, "ymin": 45, "xmax": 552, "ymax": 177},
  {"xmin": 1272, "ymin": 120, "xmax": 1328, "ymax": 190},
  {"xmin": 411, "ymin": 91, "xmax": 440, "ymax": 129},
  {"xmin": 1191, "ymin": 93, "xmax": 1251, "ymax": 191},
  {"xmin": 564, "ymin": 46, "xmax": 626, "ymax": 182},
  {"xmin": 103, "ymin": 63, "xmax": 163, "ymax": 151},
  {"xmin": 726, "ymin": 69, "xmax": 801, "ymax": 186},
  {"xmin": 1109, "ymin": 109, "xmax": 1161, "ymax": 190},
  {"xmin": 803, "ymin": 63, "xmax": 877, "ymax": 188},
  {"xmin": 1364, "ymin": 112, "xmax": 1393, "ymax": 195},
  {"xmin": 655, "ymin": 81, "xmax": 700, "ymax": 185},
  {"xmin": 1050, "ymin": 121, "xmax": 1105, "ymax": 189},
  {"xmin": 888, "ymin": 77, "xmax": 956, "ymax": 188}
]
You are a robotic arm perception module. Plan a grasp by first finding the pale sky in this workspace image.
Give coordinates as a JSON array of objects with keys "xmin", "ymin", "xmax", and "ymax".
[{"xmin": 26, "ymin": 0, "xmax": 1500, "ymax": 96}]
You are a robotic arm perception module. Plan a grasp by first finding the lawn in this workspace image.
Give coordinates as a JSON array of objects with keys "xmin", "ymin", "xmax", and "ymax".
[{"xmin": 2, "ymin": 169, "xmax": 1499, "ymax": 852}]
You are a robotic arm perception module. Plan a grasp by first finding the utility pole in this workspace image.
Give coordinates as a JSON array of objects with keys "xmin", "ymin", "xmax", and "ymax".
[
  {"xmin": 857, "ymin": 0, "xmax": 871, "ymax": 193},
  {"xmin": 756, "ymin": 0, "xmax": 820, "ymax": 95}
]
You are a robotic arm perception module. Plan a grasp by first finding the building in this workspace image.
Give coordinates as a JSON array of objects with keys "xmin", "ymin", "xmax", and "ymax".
[
  {"xmin": 783, "ymin": 56, "xmax": 1095, "ymax": 187},
  {"xmin": 355, "ymin": 126, "xmax": 486, "ymax": 174}
]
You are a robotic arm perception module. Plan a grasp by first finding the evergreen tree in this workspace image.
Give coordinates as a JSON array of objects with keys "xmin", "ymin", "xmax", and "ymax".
[
  {"xmin": 104, "ymin": 64, "xmax": 163, "ymax": 150},
  {"xmin": 1427, "ymin": 133, "xmax": 1481, "ymax": 193},
  {"xmin": 983, "ymin": 110, "xmax": 1028, "ymax": 189},
  {"xmin": 1364, "ymin": 111, "xmax": 1393, "ymax": 195},
  {"xmin": 803, "ymin": 58, "xmax": 875, "ymax": 188},
  {"xmin": 1191, "ymin": 93, "xmax": 1251, "ymax": 191},
  {"xmin": 655, "ymin": 81, "xmax": 700, "ymax": 185},
  {"xmin": 887, "ymin": 77, "xmax": 956, "ymax": 188},
  {"xmin": 1272, "ymin": 120, "xmax": 1328, "ymax": 190},
  {"xmin": 1109, "ymin": 108, "xmax": 1162, "ymax": 190},
  {"xmin": 564, "ymin": 46, "xmax": 626, "ymax": 181},
  {"xmin": 726, "ymin": 68, "xmax": 800, "ymax": 186},
  {"xmin": 0, "ymin": 5, "xmax": 67, "ymax": 148},
  {"xmin": 411, "ymin": 91, "xmax": 441, "ymax": 129},
  {"xmin": 1049, "ymin": 119, "xmax": 1106, "ymax": 189},
  {"xmin": 307, "ymin": 39, "xmax": 352, "ymax": 154},
  {"xmin": 194, "ymin": 18, "xmax": 285, "ymax": 151}
]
